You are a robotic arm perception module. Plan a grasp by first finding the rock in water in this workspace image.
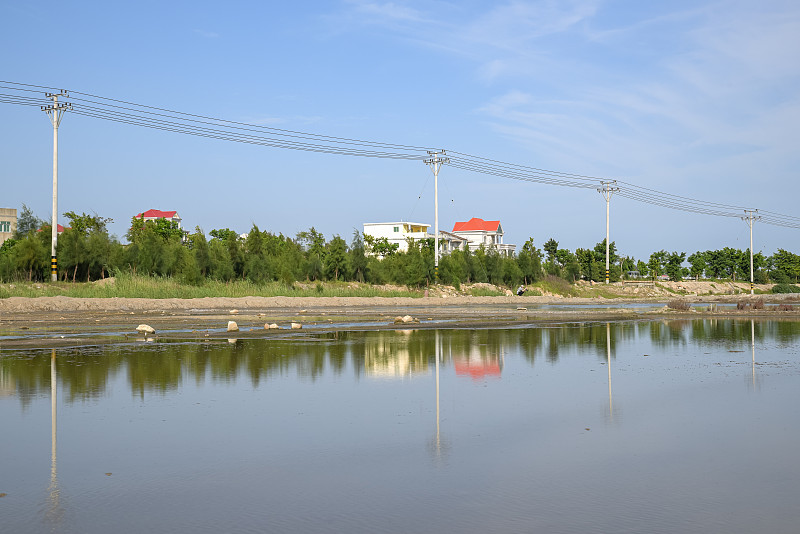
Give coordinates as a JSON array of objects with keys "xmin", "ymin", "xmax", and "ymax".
[
  {"xmin": 136, "ymin": 324, "xmax": 155, "ymax": 334},
  {"xmin": 227, "ymin": 321, "xmax": 239, "ymax": 332},
  {"xmin": 291, "ymin": 322, "xmax": 302, "ymax": 329}
]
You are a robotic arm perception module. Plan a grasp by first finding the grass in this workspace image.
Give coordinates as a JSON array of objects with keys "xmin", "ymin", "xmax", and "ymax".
[
  {"xmin": 0, "ymin": 273, "xmax": 424, "ymax": 299},
  {"xmin": 468, "ymin": 287, "xmax": 507, "ymax": 297},
  {"xmin": 534, "ymin": 275, "xmax": 579, "ymax": 297}
]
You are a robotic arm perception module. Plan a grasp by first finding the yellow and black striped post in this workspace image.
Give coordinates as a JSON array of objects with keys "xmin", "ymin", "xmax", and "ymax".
[
  {"xmin": 51, "ymin": 256, "xmax": 57, "ymax": 279},
  {"xmin": 606, "ymin": 269, "xmax": 610, "ymax": 284}
]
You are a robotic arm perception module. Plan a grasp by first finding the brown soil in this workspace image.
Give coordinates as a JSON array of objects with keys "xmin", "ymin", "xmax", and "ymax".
[{"xmin": 0, "ymin": 282, "xmax": 797, "ymax": 349}]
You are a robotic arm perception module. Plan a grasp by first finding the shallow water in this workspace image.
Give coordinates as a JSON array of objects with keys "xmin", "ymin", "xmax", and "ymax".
[{"xmin": 2, "ymin": 319, "xmax": 799, "ymax": 533}]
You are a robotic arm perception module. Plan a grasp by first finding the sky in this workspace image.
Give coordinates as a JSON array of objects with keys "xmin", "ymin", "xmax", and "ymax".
[{"xmin": 1, "ymin": 0, "xmax": 799, "ymax": 261}]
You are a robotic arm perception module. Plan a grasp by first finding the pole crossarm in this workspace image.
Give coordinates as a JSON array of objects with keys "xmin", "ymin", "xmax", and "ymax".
[
  {"xmin": 42, "ymin": 90, "xmax": 71, "ymax": 127},
  {"xmin": 424, "ymin": 150, "xmax": 449, "ymax": 282}
]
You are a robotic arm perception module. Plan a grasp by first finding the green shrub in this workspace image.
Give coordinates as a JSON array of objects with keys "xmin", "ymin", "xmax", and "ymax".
[{"xmin": 772, "ymin": 284, "xmax": 800, "ymax": 294}]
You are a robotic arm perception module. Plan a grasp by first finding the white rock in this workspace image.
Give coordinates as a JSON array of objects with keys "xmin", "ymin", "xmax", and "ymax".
[
  {"xmin": 264, "ymin": 323, "xmax": 280, "ymax": 330},
  {"xmin": 291, "ymin": 322, "xmax": 302, "ymax": 329},
  {"xmin": 136, "ymin": 324, "xmax": 155, "ymax": 334},
  {"xmin": 227, "ymin": 321, "xmax": 239, "ymax": 332}
]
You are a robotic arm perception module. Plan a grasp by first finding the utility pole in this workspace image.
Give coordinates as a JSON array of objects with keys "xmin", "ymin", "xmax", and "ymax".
[
  {"xmin": 42, "ymin": 90, "xmax": 71, "ymax": 282},
  {"xmin": 424, "ymin": 150, "xmax": 448, "ymax": 282},
  {"xmin": 742, "ymin": 209, "xmax": 760, "ymax": 295},
  {"xmin": 597, "ymin": 181, "xmax": 619, "ymax": 284}
]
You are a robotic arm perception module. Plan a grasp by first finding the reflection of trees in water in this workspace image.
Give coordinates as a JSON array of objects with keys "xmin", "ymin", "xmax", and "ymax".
[
  {"xmin": 544, "ymin": 322, "xmax": 633, "ymax": 362},
  {"xmin": 2, "ymin": 319, "xmax": 799, "ymax": 402}
]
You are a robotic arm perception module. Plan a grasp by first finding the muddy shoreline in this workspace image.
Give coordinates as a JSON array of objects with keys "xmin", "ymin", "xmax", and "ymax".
[{"xmin": 1, "ymin": 293, "xmax": 798, "ymax": 349}]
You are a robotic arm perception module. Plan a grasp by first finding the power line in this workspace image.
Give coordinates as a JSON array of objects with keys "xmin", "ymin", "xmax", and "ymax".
[{"xmin": 1, "ymin": 80, "xmax": 799, "ymax": 230}]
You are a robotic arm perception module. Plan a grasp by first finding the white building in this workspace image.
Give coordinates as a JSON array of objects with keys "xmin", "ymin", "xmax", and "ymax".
[
  {"xmin": 363, "ymin": 221, "xmax": 471, "ymax": 257},
  {"xmin": 438, "ymin": 229, "xmax": 469, "ymax": 254},
  {"xmin": 452, "ymin": 217, "xmax": 515, "ymax": 256},
  {"xmin": 363, "ymin": 221, "xmax": 430, "ymax": 254}
]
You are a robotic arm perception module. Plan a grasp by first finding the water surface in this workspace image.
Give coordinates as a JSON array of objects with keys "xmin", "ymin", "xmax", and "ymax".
[{"xmin": 2, "ymin": 319, "xmax": 799, "ymax": 533}]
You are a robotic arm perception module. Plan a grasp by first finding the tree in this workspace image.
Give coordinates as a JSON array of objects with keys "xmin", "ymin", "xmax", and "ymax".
[
  {"xmin": 208, "ymin": 239, "xmax": 235, "ymax": 281},
  {"xmin": 14, "ymin": 204, "xmax": 44, "ymax": 238},
  {"xmin": 664, "ymin": 251, "xmax": 686, "ymax": 282},
  {"xmin": 63, "ymin": 211, "xmax": 112, "ymax": 234},
  {"xmin": 769, "ymin": 249, "xmax": 800, "ymax": 283},
  {"xmin": 648, "ymin": 250, "xmax": 668, "ymax": 279},
  {"xmin": 576, "ymin": 248, "xmax": 601, "ymax": 282},
  {"xmin": 349, "ymin": 230, "xmax": 367, "ymax": 282},
  {"xmin": 14, "ymin": 233, "xmax": 47, "ymax": 280},
  {"xmin": 363, "ymin": 234, "xmax": 399, "ymax": 258},
  {"xmin": 60, "ymin": 211, "xmax": 117, "ymax": 281},
  {"xmin": 127, "ymin": 216, "xmax": 184, "ymax": 243},
  {"xmin": 517, "ymin": 238, "xmax": 542, "ymax": 284},
  {"xmin": 543, "ymin": 238, "xmax": 558, "ymax": 263},
  {"xmin": 210, "ymin": 228, "xmax": 243, "ymax": 278},
  {"xmin": 324, "ymin": 235, "xmax": 348, "ymax": 281},
  {"xmin": 636, "ymin": 260, "xmax": 649, "ymax": 278},
  {"xmin": 687, "ymin": 252, "xmax": 707, "ymax": 279},
  {"xmin": 189, "ymin": 227, "xmax": 211, "ymax": 277},
  {"xmin": 243, "ymin": 225, "xmax": 271, "ymax": 283}
]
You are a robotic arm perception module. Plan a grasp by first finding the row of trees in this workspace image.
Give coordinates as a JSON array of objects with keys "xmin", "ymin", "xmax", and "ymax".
[{"xmin": 1, "ymin": 207, "xmax": 799, "ymax": 286}]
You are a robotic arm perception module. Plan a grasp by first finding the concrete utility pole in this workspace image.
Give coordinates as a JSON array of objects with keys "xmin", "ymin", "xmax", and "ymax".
[
  {"xmin": 424, "ymin": 150, "xmax": 449, "ymax": 282},
  {"xmin": 42, "ymin": 91, "xmax": 71, "ymax": 282},
  {"xmin": 597, "ymin": 181, "xmax": 619, "ymax": 284},
  {"xmin": 742, "ymin": 209, "xmax": 760, "ymax": 295}
]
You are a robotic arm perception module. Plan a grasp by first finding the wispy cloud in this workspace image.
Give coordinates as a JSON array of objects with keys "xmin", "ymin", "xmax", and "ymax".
[
  {"xmin": 332, "ymin": 0, "xmax": 800, "ymax": 206},
  {"xmin": 345, "ymin": 0, "xmax": 425, "ymax": 23},
  {"xmin": 193, "ymin": 29, "xmax": 219, "ymax": 39}
]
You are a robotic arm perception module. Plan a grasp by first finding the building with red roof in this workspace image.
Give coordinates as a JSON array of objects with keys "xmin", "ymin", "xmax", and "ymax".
[
  {"xmin": 452, "ymin": 217, "xmax": 515, "ymax": 256},
  {"xmin": 135, "ymin": 209, "xmax": 182, "ymax": 229}
]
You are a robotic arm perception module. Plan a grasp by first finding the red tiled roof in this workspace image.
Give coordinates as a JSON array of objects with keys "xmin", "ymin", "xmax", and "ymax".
[
  {"xmin": 136, "ymin": 209, "xmax": 179, "ymax": 219},
  {"xmin": 37, "ymin": 224, "xmax": 68, "ymax": 233},
  {"xmin": 454, "ymin": 360, "xmax": 502, "ymax": 380},
  {"xmin": 452, "ymin": 218, "xmax": 500, "ymax": 232}
]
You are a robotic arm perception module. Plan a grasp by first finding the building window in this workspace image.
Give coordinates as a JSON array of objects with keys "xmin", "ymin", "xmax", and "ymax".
[
  {"xmin": 393, "ymin": 227, "xmax": 399, "ymax": 232},
  {"xmin": 0, "ymin": 221, "xmax": 10, "ymax": 232}
]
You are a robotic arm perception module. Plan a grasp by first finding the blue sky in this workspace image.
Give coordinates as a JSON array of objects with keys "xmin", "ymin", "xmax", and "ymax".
[{"xmin": 1, "ymin": 0, "xmax": 798, "ymax": 260}]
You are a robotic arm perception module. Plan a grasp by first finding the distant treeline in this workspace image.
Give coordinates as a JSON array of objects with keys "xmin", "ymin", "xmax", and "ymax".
[{"xmin": 1, "ymin": 207, "xmax": 799, "ymax": 286}]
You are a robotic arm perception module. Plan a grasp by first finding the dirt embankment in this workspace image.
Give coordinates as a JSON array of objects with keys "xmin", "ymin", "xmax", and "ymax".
[{"xmin": 0, "ymin": 280, "xmax": 794, "ymax": 315}]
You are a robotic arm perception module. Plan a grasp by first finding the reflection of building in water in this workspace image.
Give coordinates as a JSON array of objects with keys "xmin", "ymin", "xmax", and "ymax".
[
  {"xmin": 363, "ymin": 331, "xmax": 432, "ymax": 378},
  {"xmin": 453, "ymin": 346, "xmax": 503, "ymax": 380}
]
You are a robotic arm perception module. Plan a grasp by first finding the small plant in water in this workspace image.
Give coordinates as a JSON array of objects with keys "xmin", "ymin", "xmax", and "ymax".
[{"xmin": 667, "ymin": 299, "xmax": 691, "ymax": 311}]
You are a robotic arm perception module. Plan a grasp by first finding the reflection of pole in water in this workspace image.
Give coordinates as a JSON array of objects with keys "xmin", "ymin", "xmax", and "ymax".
[
  {"xmin": 428, "ymin": 330, "xmax": 449, "ymax": 463},
  {"xmin": 749, "ymin": 319, "xmax": 759, "ymax": 391},
  {"xmin": 435, "ymin": 329, "xmax": 440, "ymax": 451},
  {"xmin": 47, "ymin": 349, "xmax": 63, "ymax": 524},
  {"xmin": 606, "ymin": 323, "xmax": 613, "ymax": 422}
]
